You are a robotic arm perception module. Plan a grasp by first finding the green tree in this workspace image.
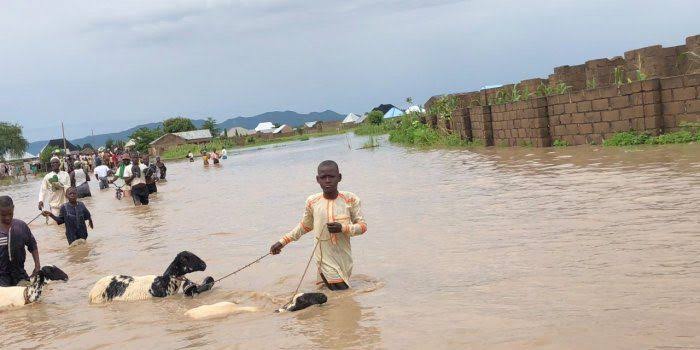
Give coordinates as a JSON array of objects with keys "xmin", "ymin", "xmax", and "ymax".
[
  {"xmin": 130, "ymin": 127, "xmax": 165, "ymax": 153},
  {"xmin": 163, "ymin": 117, "xmax": 196, "ymax": 133},
  {"xmin": 105, "ymin": 138, "xmax": 115, "ymax": 150},
  {"xmin": 40, "ymin": 145, "xmax": 60, "ymax": 164},
  {"xmin": 0, "ymin": 122, "xmax": 28, "ymax": 161},
  {"xmin": 367, "ymin": 110, "xmax": 384, "ymax": 125},
  {"xmin": 202, "ymin": 117, "xmax": 220, "ymax": 137}
]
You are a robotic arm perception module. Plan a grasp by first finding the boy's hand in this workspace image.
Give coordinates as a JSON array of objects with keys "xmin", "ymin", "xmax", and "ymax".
[
  {"xmin": 31, "ymin": 266, "xmax": 40, "ymax": 277},
  {"xmin": 270, "ymin": 242, "xmax": 284, "ymax": 255},
  {"xmin": 327, "ymin": 222, "xmax": 343, "ymax": 233},
  {"xmin": 88, "ymin": 220, "xmax": 94, "ymax": 229}
]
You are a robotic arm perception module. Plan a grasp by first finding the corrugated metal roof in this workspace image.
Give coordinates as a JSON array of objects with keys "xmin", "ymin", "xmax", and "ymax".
[
  {"xmin": 255, "ymin": 122, "xmax": 275, "ymax": 132},
  {"xmin": 304, "ymin": 121, "xmax": 318, "ymax": 128},
  {"xmin": 3, "ymin": 151, "xmax": 36, "ymax": 161},
  {"xmin": 227, "ymin": 127, "xmax": 253, "ymax": 136},
  {"xmin": 174, "ymin": 129, "xmax": 213, "ymax": 140}
]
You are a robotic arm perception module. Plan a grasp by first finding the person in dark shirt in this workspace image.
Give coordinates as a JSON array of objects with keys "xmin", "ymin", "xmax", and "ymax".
[
  {"xmin": 0, "ymin": 196, "xmax": 41, "ymax": 287},
  {"xmin": 43, "ymin": 187, "xmax": 93, "ymax": 245}
]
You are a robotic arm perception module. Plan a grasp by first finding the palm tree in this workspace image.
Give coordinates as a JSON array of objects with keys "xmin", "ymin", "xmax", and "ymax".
[{"xmin": 0, "ymin": 122, "xmax": 28, "ymax": 161}]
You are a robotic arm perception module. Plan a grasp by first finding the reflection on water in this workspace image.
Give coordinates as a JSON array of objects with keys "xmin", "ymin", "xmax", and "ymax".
[{"xmin": 2, "ymin": 134, "xmax": 699, "ymax": 349}]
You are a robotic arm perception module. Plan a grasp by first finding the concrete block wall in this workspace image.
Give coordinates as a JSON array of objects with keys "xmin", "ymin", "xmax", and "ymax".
[
  {"xmin": 491, "ymin": 97, "xmax": 550, "ymax": 147},
  {"xmin": 449, "ymin": 108, "xmax": 472, "ymax": 139},
  {"xmin": 660, "ymin": 74, "xmax": 700, "ymax": 131},
  {"xmin": 547, "ymin": 80, "xmax": 663, "ymax": 145},
  {"xmin": 468, "ymin": 106, "xmax": 493, "ymax": 146}
]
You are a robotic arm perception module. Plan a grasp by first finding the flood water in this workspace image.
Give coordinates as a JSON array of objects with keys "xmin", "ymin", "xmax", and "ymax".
[{"xmin": 2, "ymin": 134, "xmax": 699, "ymax": 349}]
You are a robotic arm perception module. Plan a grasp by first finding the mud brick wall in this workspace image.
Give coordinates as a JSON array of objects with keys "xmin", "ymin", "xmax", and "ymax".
[
  {"xmin": 449, "ymin": 108, "xmax": 472, "ymax": 139},
  {"xmin": 549, "ymin": 64, "xmax": 587, "ymax": 91},
  {"xmin": 585, "ymin": 57, "xmax": 626, "ymax": 86},
  {"xmin": 468, "ymin": 106, "xmax": 493, "ymax": 146},
  {"xmin": 660, "ymin": 74, "xmax": 700, "ymax": 131},
  {"xmin": 491, "ymin": 97, "xmax": 550, "ymax": 147},
  {"xmin": 548, "ymin": 81, "xmax": 663, "ymax": 145}
]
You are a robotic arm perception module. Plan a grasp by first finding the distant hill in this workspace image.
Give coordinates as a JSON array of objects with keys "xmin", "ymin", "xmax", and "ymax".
[{"xmin": 26, "ymin": 110, "xmax": 344, "ymax": 154}]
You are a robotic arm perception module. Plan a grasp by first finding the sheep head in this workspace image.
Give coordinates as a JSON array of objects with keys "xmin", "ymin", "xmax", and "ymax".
[{"xmin": 164, "ymin": 251, "xmax": 207, "ymax": 277}]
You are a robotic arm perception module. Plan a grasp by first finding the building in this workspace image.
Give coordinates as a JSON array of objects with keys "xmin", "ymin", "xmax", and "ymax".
[
  {"xmin": 2, "ymin": 151, "xmax": 37, "ymax": 162},
  {"xmin": 383, "ymin": 107, "xmax": 405, "ymax": 119},
  {"xmin": 149, "ymin": 129, "xmax": 213, "ymax": 156},
  {"xmin": 355, "ymin": 114, "xmax": 368, "ymax": 124},
  {"xmin": 39, "ymin": 139, "xmax": 80, "ymax": 156},
  {"xmin": 342, "ymin": 113, "xmax": 361, "ymax": 124},
  {"xmin": 272, "ymin": 124, "xmax": 293, "ymax": 135},
  {"xmin": 227, "ymin": 127, "xmax": 253, "ymax": 138},
  {"xmin": 372, "ymin": 104, "xmax": 398, "ymax": 114},
  {"xmin": 254, "ymin": 122, "xmax": 275, "ymax": 133},
  {"xmin": 123, "ymin": 139, "xmax": 136, "ymax": 150}
]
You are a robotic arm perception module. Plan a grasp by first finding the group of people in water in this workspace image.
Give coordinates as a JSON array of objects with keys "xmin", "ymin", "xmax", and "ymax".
[
  {"xmin": 2, "ymin": 156, "xmax": 366, "ymax": 315},
  {"xmin": 188, "ymin": 148, "xmax": 228, "ymax": 165}
]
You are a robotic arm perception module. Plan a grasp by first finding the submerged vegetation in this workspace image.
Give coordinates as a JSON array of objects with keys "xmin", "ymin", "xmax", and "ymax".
[{"xmin": 603, "ymin": 123, "xmax": 700, "ymax": 146}]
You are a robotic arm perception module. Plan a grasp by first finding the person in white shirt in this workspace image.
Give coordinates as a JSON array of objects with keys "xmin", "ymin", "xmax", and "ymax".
[
  {"xmin": 123, "ymin": 154, "xmax": 149, "ymax": 206},
  {"xmin": 38, "ymin": 157, "xmax": 71, "ymax": 216},
  {"xmin": 70, "ymin": 161, "xmax": 91, "ymax": 198},
  {"xmin": 93, "ymin": 158, "xmax": 111, "ymax": 190},
  {"xmin": 221, "ymin": 148, "xmax": 228, "ymax": 160}
]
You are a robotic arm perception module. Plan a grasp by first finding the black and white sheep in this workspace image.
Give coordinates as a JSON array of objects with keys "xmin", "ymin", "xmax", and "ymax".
[
  {"xmin": 88, "ymin": 251, "xmax": 213, "ymax": 303},
  {"xmin": 0, "ymin": 265, "xmax": 69, "ymax": 309}
]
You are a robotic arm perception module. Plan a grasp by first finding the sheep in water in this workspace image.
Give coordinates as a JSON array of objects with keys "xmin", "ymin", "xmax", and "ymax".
[
  {"xmin": 0, "ymin": 265, "xmax": 69, "ymax": 309},
  {"xmin": 89, "ymin": 251, "xmax": 214, "ymax": 303},
  {"xmin": 276, "ymin": 292, "xmax": 327, "ymax": 312}
]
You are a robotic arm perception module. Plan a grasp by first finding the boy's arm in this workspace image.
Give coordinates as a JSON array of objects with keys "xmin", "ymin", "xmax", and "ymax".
[
  {"xmin": 84, "ymin": 204, "xmax": 94, "ymax": 229},
  {"xmin": 343, "ymin": 195, "xmax": 367, "ymax": 237}
]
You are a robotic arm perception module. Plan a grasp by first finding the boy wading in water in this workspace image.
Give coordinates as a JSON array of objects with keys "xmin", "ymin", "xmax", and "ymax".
[
  {"xmin": 43, "ymin": 187, "xmax": 93, "ymax": 245},
  {"xmin": 0, "ymin": 196, "xmax": 41, "ymax": 287},
  {"xmin": 270, "ymin": 160, "xmax": 367, "ymax": 290}
]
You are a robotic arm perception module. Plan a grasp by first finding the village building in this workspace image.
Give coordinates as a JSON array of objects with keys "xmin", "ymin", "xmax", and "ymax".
[
  {"xmin": 342, "ymin": 113, "xmax": 360, "ymax": 124},
  {"xmin": 39, "ymin": 139, "xmax": 80, "ymax": 156},
  {"xmin": 272, "ymin": 124, "xmax": 293, "ymax": 135},
  {"xmin": 148, "ymin": 129, "xmax": 213, "ymax": 156},
  {"xmin": 227, "ymin": 127, "xmax": 253, "ymax": 138},
  {"xmin": 254, "ymin": 122, "xmax": 275, "ymax": 133}
]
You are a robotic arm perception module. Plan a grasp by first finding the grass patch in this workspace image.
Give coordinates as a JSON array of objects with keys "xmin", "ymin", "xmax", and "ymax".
[
  {"xmin": 552, "ymin": 139, "xmax": 570, "ymax": 147},
  {"xmin": 386, "ymin": 114, "xmax": 480, "ymax": 148},
  {"xmin": 603, "ymin": 124, "xmax": 700, "ymax": 146},
  {"xmin": 354, "ymin": 123, "xmax": 395, "ymax": 136}
]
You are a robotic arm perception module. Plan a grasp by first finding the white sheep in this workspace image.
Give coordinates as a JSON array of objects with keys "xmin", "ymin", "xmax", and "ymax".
[
  {"xmin": 185, "ymin": 302, "xmax": 259, "ymax": 320},
  {"xmin": 0, "ymin": 265, "xmax": 69, "ymax": 309},
  {"xmin": 88, "ymin": 251, "xmax": 212, "ymax": 303}
]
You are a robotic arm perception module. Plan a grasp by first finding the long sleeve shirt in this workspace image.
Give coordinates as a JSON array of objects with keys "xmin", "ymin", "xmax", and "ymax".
[{"xmin": 279, "ymin": 191, "xmax": 367, "ymax": 286}]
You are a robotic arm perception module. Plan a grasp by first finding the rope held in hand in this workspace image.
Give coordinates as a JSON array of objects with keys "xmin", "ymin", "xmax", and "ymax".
[
  {"xmin": 284, "ymin": 238, "xmax": 321, "ymax": 308},
  {"xmin": 213, "ymin": 252, "xmax": 270, "ymax": 284},
  {"xmin": 26, "ymin": 212, "xmax": 43, "ymax": 225}
]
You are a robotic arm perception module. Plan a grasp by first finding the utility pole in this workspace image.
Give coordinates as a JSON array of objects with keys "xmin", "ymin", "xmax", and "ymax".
[{"xmin": 61, "ymin": 121, "xmax": 67, "ymax": 154}]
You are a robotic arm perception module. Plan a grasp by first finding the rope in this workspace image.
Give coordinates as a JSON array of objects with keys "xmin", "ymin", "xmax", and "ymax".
[
  {"xmin": 213, "ymin": 252, "xmax": 270, "ymax": 284},
  {"xmin": 284, "ymin": 238, "xmax": 321, "ymax": 308},
  {"xmin": 26, "ymin": 212, "xmax": 43, "ymax": 225}
]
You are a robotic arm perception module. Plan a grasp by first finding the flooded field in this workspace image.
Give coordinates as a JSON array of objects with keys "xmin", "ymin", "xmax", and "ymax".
[{"xmin": 2, "ymin": 134, "xmax": 699, "ymax": 349}]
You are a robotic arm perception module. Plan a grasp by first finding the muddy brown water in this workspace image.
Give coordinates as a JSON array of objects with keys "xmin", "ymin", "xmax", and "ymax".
[{"xmin": 1, "ymin": 134, "xmax": 699, "ymax": 349}]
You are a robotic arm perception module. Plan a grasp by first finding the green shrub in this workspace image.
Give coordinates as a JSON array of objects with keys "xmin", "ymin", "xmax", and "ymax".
[
  {"xmin": 603, "ymin": 129, "xmax": 699, "ymax": 147},
  {"xmin": 552, "ymin": 139, "xmax": 570, "ymax": 147},
  {"xmin": 367, "ymin": 110, "xmax": 384, "ymax": 125}
]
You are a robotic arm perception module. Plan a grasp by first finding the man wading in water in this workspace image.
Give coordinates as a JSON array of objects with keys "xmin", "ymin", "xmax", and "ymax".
[
  {"xmin": 38, "ymin": 157, "xmax": 71, "ymax": 216},
  {"xmin": 270, "ymin": 160, "xmax": 367, "ymax": 290}
]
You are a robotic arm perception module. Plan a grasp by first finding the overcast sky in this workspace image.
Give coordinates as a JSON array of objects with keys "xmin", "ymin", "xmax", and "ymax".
[{"xmin": 1, "ymin": 0, "xmax": 697, "ymax": 141}]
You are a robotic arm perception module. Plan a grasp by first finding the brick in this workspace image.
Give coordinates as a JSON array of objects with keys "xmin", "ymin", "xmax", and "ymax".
[
  {"xmin": 618, "ymin": 84, "xmax": 632, "ymax": 95},
  {"xmin": 562, "ymin": 135, "xmax": 575, "ymax": 145},
  {"xmin": 662, "ymin": 101, "xmax": 685, "ymax": 115},
  {"xmin": 578, "ymin": 123, "xmax": 593, "ymax": 134},
  {"xmin": 645, "ymin": 116, "xmax": 662, "ymax": 129},
  {"xmin": 630, "ymin": 82, "xmax": 643, "ymax": 93},
  {"xmin": 673, "ymin": 87, "xmax": 696, "ymax": 101},
  {"xmin": 588, "ymin": 134, "xmax": 603, "ymax": 145},
  {"xmin": 631, "ymin": 118, "xmax": 645, "ymax": 131},
  {"xmin": 577, "ymin": 101, "xmax": 592, "ymax": 112},
  {"xmin": 570, "ymin": 93, "xmax": 584, "ymax": 103},
  {"xmin": 554, "ymin": 125, "xmax": 566, "ymax": 135},
  {"xmin": 686, "ymin": 100, "xmax": 700, "ymax": 113},
  {"xmin": 592, "ymin": 98, "xmax": 609, "ymax": 111},
  {"xmin": 572, "ymin": 113, "xmax": 587, "ymax": 124},
  {"xmin": 560, "ymin": 114, "xmax": 572, "ymax": 124},
  {"xmin": 683, "ymin": 74, "xmax": 700, "ymax": 87},
  {"xmin": 573, "ymin": 135, "xmax": 587, "ymax": 145},
  {"xmin": 610, "ymin": 96, "xmax": 630, "ymax": 108},
  {"xmin": 552, "ymin": 104, "xmax": 565, "ymax": 115},
  {"xmin": 585, "ymin": 111, "xmax": 602, "ymax": 122},
  {"xmin": 599, "ymin": 86, "xmax": 619, "ymax": 98},
  {"xmin": 643, "ymin": 91, "xmax": 661, "ymax": 104},
  {"xmin": 660, "ymin": 76, "xmax": 684, "ymax": 89},
  {"xmin": 584, "ymin": 89, "xmax": 601, "ymax": 100},
  {"xmin": 644, "ymin": 104, "xmax": 662, "ymax": 116},
  {"xmin": 630, "ymin": 93, "xmax": 643, "ymax": 106},
  {"xmin": 661, "ymin": 89, "xmax": 673, "ymax": 101},
  {"xmin": 536, "ymin": 107, "xmax": 548, "ymax": 118},
  {"xmin": 565, "ymin": 124, "xmax": 578, "ymax": 134},
  {"xmin": 602, "ymin": 110, "xmax": 620, "ymax": 121},
  {"xmin": 642, "ymin": 79, "xmax": 660, "ymax": 91},
  {"xmin": 611, "ymin": 120, "xmax": 631, "ymax": 132},
  {"xmin": 620, "ymin": 105, "xmax": 644, "ymax": 119},
  {"xmin": 550, "ymin": 115, "xmax": 560, "ymax": 125},
  {"xmin": 676, "ymin": 113, "xmax": 700, "ymax": 125},
  {"xmin": 564, "ymin": 103, "xmax": 577, "ymax": 114},
  {"xmin": 593, "ymin": 122, "xmax": 609, "ymax": 133}
]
